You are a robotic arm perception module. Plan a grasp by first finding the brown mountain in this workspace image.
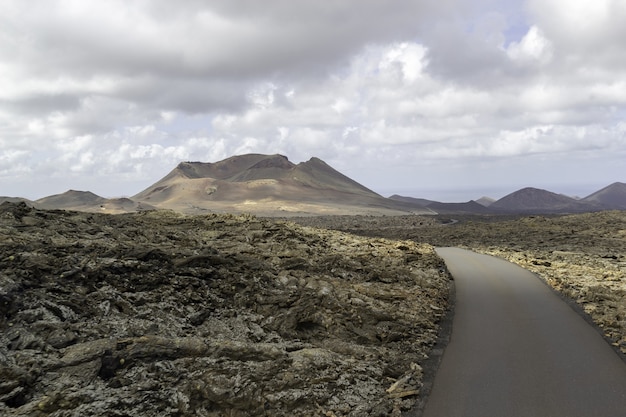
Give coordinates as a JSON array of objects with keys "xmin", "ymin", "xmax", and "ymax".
[
  {"xmin": 36, "ymin": 190, "xmax": 108, "ymax": 210},
  {"xmin": 133, "ymin": 154, "xmax": 430, "ymax": 216},
  {"xmin": 36, "ymin": 190, "xmax": 153, "ymax": 213},
  {"xmin": 582, "ymin": 182, "xmax": 626, "ymax": 210},
  {"xmin": 489, "ymin": 187, "xmax": 594, "ymax": 213}
]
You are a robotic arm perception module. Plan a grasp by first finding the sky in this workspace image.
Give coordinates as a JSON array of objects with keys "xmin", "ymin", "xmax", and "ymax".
[{"xmin": 1, "ymin": 0, "xmax": 625, "ymax": 202}]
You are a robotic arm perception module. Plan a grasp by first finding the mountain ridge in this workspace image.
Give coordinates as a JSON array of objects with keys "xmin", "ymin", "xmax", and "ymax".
[
  {"xmin": 489, "ymin": 187, "xmax": 592, "ymax": 213},
  {"xmin": 3, "ymin": 154, "xmax": 624, "ymax": 215},
  {"xmin": 391, "ymin": 183, "xmax": 626, "ymax": 214},
  {"xmin": 581, "ymin": 182, "xmax": 626, "ymax": 209},
  {"xmin": 131, "ymin": 154, "xmax": 425, "ymax": 215}
]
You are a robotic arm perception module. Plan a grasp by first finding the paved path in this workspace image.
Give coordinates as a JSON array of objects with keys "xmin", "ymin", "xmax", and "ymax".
[{"xmin": 420, "ymin": 247, "xmax": 626, "ymax": 417}]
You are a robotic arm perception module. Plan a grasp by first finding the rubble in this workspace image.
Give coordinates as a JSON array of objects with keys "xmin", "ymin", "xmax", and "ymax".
[
  {"xmin": 0, "ymin": 203, "xmax": 450, "ymax": 416},
  {"xmin": 305, "ymin": 212, "xmax": 626, "ymax": 355}
]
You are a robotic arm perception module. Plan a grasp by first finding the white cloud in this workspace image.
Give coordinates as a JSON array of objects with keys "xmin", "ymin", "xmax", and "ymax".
[
  {"xmin": 0, "ymin": 150, "xmax": 31, "ymax": 175},
  {"xmin": 380, "ymin": 43, "xmax": 428, "ymax": 84},
  {"xmin": 0, "ymin": 0, "xmax": 624, "ymax": 200},
  {"xmin": 527, "ymin": 0, "xmax": 626, "ymax": 68},
  {"xmin": 507, "ymin": 26, "xmax": 552, "ymax": 65}
]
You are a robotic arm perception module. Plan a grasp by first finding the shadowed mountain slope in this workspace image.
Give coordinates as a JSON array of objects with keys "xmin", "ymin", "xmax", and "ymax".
[
  {"xmin": 582, "ymin": 182, "xmax": 626, "ymax": 209},
  {"xmin": 391, "ymin": 182, "xmax": 626, "ymax": 215},
  {"xmin": 389, "ymin": 195, "xmax": 491, "ymax": 214},
  {"xmin": 389, "ymin": 195, "xmax": 436, "ymax": 208},
  {"xmin": 490, "ymin": 187, "xmax": 594, "ymax": 213}
]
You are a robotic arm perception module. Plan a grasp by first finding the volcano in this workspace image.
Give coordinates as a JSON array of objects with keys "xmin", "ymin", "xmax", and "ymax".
[{"xmin": 133, "ymin": 154, "xmax": 428, "ymax": 216}]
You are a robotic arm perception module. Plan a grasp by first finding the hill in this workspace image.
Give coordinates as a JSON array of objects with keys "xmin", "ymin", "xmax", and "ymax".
[
  {"xmin": 389, "ymin": 195, "xmax": 437, "ymax": 208},
  {"xmin": 475, "ymin": 196, "xmax": 496, "ymax": 207},
  {"xmin": 36, "ymin": 190, "xmax": 153, "ymax": 213},
  {"xmin": 390, "ymin": 182, "xmax": 626, "ymax": 214},
  {"xmin": 389, "ymin": 195, "xmax": 492, "ymax": 214},
  {"xmin": 133, "ymin": 154, "xmax": 429, "ymax": 215},
  {"xmin": 582, "ymin": 182, "xmax": 626, "ymax": 209},
  {"xmin": 36, "ymin": 190, "xmax": 108, "ymax": 210},
  {"xmin": 489, "ymin": 187, "xmax": 594, "ymax": 213}
]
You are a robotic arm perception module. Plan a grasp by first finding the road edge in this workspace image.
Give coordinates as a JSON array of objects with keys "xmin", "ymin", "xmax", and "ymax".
[{"xmin": 404, "ymin": 251, "xmax": 456, "ymax": 417}]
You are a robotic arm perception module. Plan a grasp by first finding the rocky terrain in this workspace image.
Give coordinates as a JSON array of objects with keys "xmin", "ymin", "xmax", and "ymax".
[
  {"xmin": 0, "ymin": 202, "xmax": 450, "ymax": 416},
  {"xmin": 293, "ymin": 211, "xmax": 626, "ymax": 355},
  {"xmin": 2, "ymin": 197, "xmax": 623, "ymax": 417},
  {"xmin": 470, "ymin": 214, "xmax": 626, "ymax": 355}
]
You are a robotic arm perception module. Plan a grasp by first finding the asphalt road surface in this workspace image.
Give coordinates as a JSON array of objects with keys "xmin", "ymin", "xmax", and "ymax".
[{"xmin": 419, "ymin": 247, "xmax": 626, "ymax": 417}]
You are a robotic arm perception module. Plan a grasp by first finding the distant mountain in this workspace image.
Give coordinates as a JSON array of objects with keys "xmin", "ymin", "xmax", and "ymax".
[
  {"xmin": 11, "ymin": 156, "xmax": 624, "ymax": 216},
  {"xmin": 389, "ymin": 195, "xmax": 491, "ymax": 214},
  {"xmin": 35, "ymin": 190, "xmax": 153, "ymax": 213},
  {"xmin": 133, "ymin": 154, "xmax": 430, "ymax": 216},
  {"xmin": 98, "ymin": 198, "xmax": 157, "ymax": 214},
  {"xmin": 582, "ymin": 182, "xmax": 626, "ymax": 210},
  {"xmin": 382, "ymin": 183, "xmax": 626, "ymax": 214},
  {"xmin": 425, "ymin": 200, "xmax": 494, "ymax": 214},
  {"xmin": 36, "ymin": 190, "xmax": 108, "ymax": 210},
  {"xmin": 475, "ymin": 196, "xmax": 496, "ymax": 207},
  {"xmin": 389, "ymin": 195, "xmax": 437, "ymax": 207},
  {"xmin": 489, "ymin": 187, "xmax": 594, "ymax": 213}
]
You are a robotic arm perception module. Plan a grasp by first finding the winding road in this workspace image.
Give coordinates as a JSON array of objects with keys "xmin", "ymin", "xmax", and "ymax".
[{"xmin": 418, "ymin": 247, "xmax": 626, "ymax": 417}]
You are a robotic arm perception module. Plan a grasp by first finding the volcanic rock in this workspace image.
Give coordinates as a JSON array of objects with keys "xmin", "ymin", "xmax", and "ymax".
[
  {"xmin": 305, "ymin": 211, "xmax": 626, "ymax": 356},
  {"xmin": 0, "ymin": 202, "xmax": 450, "ymax": 416}
]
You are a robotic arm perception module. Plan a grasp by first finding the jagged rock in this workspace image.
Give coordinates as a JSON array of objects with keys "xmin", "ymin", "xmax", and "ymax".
[
  {"xmin": 305, "ymin": 211, "xmax": 626, "ymax": 355},
  {"xmin": 0, "ymin": 203, "xmax": 450, "ymax": 416}
]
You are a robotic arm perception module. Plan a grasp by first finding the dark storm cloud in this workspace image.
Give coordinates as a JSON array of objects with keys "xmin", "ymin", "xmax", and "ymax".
[
  {"xmin": 11, "ymin": 0, "xmax": 460, "ymax": 78},
  {"xmin": 1, "ymin": 93, "xmax": 81, "ymax": 115}
]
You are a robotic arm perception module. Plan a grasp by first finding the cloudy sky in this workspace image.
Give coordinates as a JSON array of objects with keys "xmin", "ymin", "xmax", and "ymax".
[{"xmin": 1, "ymin": 0, "xmax": 625, "ymax": 201}]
